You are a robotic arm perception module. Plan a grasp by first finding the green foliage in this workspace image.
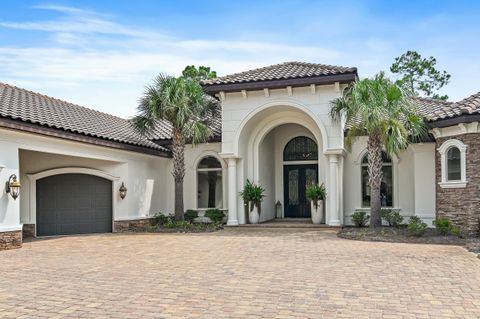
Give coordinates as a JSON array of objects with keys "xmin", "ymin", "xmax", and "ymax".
[
  {"xmin": 306, "ymin": 183, "xmax": 327, "ymax": 208},
  {"xmin": 390, "ymin": 50, "xmax": 451, "ymax": 100},
  {"xmin": 152, "ymin": 213, "xmax": 174, "ymax": 225},
  {"xmin": 182, "ymin": 65, "xmax": 217, "ymax": 82},
  {"xmin": 407, "ymin": 216, "xmax": 428, "ymax": 237},
  {"xmin": 433, "ymin": 218, "xmax": 453, "ymax": 236},
  {"xmin": 239, "ymin": 179, "xmax": 266, "ymax": 209},
  {"xmin": 331, "ymin": 73, "xmax": 428, "ymax": 228},
  {"xmin": 133, "ymin": 74, "xmax": 218, "ymax": 144},
  {"xmin": 381, "ymin": 209, "xmax": 404, "ymax": 227},
  {"xmin": 451, "ymin": 226, "xmax": 465, "ymax": 238},
  {"xmin": 204, "ymin": 209, "xmax": 225, "ymax": 223},
  {"xmin": 352, "ymin": 211, "xmax": 369, "ymax": 228},
  {"xmin": 164, "ymin": 220, "xmax": 223, "ymax": 232},
  {"xmin": 184, "ymin": 210, "xmax": 198, "ymax": 223},
  {"xmin": 330, "ymin": 72, "xmax": 428, "ymax": 154}
]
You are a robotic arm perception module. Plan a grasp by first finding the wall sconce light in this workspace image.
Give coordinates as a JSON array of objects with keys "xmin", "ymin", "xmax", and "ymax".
[
  {"xmin": 119, "ymin": 182, "xmax": 127, "ymax": 199},
  {"xmin": 5, "ymin": 174, "xmax": 21, "ymax": 200}
]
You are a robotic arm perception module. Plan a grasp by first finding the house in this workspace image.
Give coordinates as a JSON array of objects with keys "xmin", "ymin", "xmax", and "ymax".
[{"xmin": 1, "ymin": 61, "xmax": 479, "ymax": 249}]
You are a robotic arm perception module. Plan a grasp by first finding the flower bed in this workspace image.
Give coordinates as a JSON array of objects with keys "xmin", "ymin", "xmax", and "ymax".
[{"xmin": 338, "ymin": 227, "xmax": 480, "ymax": 256}]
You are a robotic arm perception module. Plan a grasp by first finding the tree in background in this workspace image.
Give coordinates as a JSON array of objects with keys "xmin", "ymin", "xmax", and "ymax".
[
  {"xmin": 330, "ymin": 73, "xmax": 427, "ymax": 227},
  {"xmin": 182, "ymin": 65, "xmax": 217, "ymax": 82},
  {"xmin": 390, "ymin": 50, "xmax": 451, "ymax": 100},
  {"xmin": 133, "ymin": 66, "xmax": 218, "ymax": 221}
]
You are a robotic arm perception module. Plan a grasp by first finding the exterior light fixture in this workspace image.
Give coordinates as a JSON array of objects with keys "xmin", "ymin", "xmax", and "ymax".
[
  {"xmin": 5, "ymin": 174, "xmax": 21, "ymax": 200},
  {"xmin": 119, "ymin": 182, "xmax": 127, "ymax": 199}
]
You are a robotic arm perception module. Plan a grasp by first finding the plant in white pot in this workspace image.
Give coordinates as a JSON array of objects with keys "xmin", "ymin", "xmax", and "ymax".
[
  {"xmin": 306, "ymin": 183, "xmax": 326, "ymax": 224},
  {"xmin": 240, "ymin": 179, "xmax": 266, "ymax": 224}
]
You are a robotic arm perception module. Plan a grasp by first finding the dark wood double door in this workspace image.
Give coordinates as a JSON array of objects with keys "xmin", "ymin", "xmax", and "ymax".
[{"xmin": 283, "ymin": 164, "xmax": 318, "ymax": 218}]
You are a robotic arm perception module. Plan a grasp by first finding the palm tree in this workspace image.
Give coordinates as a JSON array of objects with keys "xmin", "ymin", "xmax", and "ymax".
[
  {"xmin": 330, "ymin": 73, "xmax": 427, "ymax": 228},
  {"xmin": 133, "ymin": 73, "xmax": 218, "ymax": 221}
]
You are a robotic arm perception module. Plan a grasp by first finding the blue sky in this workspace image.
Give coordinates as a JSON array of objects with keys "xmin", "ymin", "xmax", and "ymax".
[{"xmin": 1, "ymin": 0, "xmax": 479, "ymax": 117}]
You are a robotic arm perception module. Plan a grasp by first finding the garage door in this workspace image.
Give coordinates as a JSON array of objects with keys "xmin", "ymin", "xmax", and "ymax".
[{"xmin": 36, "ymin": 174, "xmax": 112, "ymax": 236}]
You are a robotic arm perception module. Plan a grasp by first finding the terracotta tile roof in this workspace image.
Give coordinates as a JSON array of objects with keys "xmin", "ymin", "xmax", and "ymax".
[
  {"xmin": 414, "ymin": 97, "xmax": 456, "ymax": 121},
  {"xmin": 415, "ymin": 92, "xmax": 480, "ymax": 121},
  {"xmin": 0, "ymin": 82, "xmax": 169, "ymax": 153},
  {"xmin": 202, "ymin": 61, "xmax": 357, "ymax": 86}
]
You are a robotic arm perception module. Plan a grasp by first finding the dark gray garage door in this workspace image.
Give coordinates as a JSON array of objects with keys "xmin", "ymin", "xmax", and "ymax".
[{"xmin": 36, "ymin": 174, "xmax": 112, "ymax": 236}]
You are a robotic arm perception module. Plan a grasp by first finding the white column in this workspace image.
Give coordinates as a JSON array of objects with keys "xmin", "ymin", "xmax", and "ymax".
[
  {"xmin": 327, "ymin": 154, "xmax": 341, "ymax": 226},
  {"xmin": 227, "ymin": 158, "xmax": 239, "ymax": 226}
]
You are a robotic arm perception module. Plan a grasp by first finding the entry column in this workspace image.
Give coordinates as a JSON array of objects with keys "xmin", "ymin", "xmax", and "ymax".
[
  {"xmin": 227, "ymin": 157, "xmax": 239, "ymax": 226},
  {"xmin": 327, "ymin": 153, "xmax": 341, "ymax": 226}
]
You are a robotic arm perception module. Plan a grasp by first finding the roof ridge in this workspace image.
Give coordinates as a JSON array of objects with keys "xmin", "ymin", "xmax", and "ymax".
[
  {"xmin": 202, "ymin": 61, "xmax": 357, "ymax": 85},
  {"xmin": 455, "ymin": 90, "xmax": 480, "ymax": 106},
  {"xmin": 413, "ymin": 96, "xmax": 454, "ymax": 105},
  {"xmin": 0, "ymin": 82, "xmax": 129, "ymax": 122}
]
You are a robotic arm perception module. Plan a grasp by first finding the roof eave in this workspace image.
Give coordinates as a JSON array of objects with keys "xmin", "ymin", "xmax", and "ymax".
[
  {"xmin": 0, "ymin": 116, "xmax": 172, "ymax": 158},
  {"xmin": 203, "ymin": 72, "xmax": 357, "ymax": 94},
  {"xmin": 153, "ymin": 134, "xmax": 222, "ymax": 146},
  {"xmin": 427, "ymin": 113, "xmax": 480, "ymax": 129}
]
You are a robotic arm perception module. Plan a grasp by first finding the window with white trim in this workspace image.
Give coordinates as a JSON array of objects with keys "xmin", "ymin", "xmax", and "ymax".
[
  {"xmin": 438, "ymin": 139, "xmax": 467, "ymax": 188},
  {"xmin": 197, "ymin": 156, "xmax": 223, "ymax": 208},
  {"xmin": 446, "ymin": 147, "xmax": 461, "ymax": 181}
]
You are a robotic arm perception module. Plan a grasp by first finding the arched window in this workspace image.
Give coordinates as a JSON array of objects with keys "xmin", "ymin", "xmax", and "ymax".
[
  {"xmin": 361, "ymin": 152, "xmax": 393, "ymax": 207},
  {"xmin": 283, "ymin": 136, "xmax": 318, "ymax": 161},
  {"xmin": 446, "ymin": 147, "xmax": 461, "ymax": 181},
  {"xmin": 197, "ymin": 156, "xmax": 223, "ymax": 208},
  {"xmin": 438, "ymin": 139, "xmax": 467, "ymax": 188}
]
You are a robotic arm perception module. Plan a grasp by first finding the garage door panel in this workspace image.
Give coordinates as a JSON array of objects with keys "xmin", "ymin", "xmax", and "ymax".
[{"xmin": 36, "ymin": 173, "xmax": 112, "ymax": 236}]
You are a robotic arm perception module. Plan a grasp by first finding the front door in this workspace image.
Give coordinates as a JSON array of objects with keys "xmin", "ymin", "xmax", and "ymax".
[{"xmin": 283, "ymin": 164, "xmax": 318, "ymax": 218}]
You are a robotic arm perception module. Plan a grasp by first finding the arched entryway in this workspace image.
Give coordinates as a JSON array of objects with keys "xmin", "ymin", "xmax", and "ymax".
[{"xmin": 283, "ymin": 136, "xmax": 319, "ymax": 218}]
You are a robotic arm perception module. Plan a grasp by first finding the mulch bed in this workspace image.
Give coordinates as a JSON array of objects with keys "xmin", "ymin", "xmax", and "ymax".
[
  {"xmin": 141, "ymin": 224, "xmax": 224, "ymax": 234},
  {"xmin": 338, "ymin": 227, "xmax": 480, "ymax": 256}
]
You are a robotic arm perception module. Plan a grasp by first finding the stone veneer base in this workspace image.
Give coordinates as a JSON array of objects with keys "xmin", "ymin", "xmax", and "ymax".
[
  {"xmin": 23, "ymin": 224, "xmax": 36, "ymax": 239},
  {"xmin": 0, "ymin": 230, "xmax": 22, "ymax": 250}
]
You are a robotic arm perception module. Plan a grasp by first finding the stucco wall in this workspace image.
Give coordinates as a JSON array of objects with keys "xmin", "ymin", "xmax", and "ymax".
[
  {"xmin": 172, "ymin": 142, "xmax": 223, "ymax": 214},
  {"xmin": 436, "ymin": 133, "xmax": 480, "ymax": 235},
  {"xmin": 343, "ymin": 137, "xmax": 436, "ymax": 225},
  {"xmin": 258, "ymin": 130, "xmax": 275, "ymax": 221},
  {"xmin": 0, "ymin": 128, "xmax": 170, "ymax": 232}
]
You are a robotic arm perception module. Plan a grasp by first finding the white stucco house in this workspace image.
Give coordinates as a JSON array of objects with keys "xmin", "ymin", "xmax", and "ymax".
[{"xmin": 1, "ymin": 61, "xmax": 479, "ymax": 249}]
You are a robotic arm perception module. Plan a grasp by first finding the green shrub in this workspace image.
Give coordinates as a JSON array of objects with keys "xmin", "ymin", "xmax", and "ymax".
[
  {"xmin": 433, "ymin": 217, "xmax": 453, "ymax": 236},
  {"xmin": 163, "ymin": 220, "xmax": 223, "ymax": 232},
  {"xmin": 451, "ymin": 226, "xmax": 464, "ymax": 238},
  {"xmin": 407, "ymin": 216, "xmax": 428, "ymax": 237},
  {"xmin": 205, "ymin": 209, "xmax": 225, "ymax": 223},
  {"xmin": 184, "ymin": 210, "xmax": 198, "ymax": 223},
  {"xmin": 165, "ymin": 220, "xmax": 191, "ymax": 229},
  {"xmin": 306, "ymin": 183, "xmax": 327, "ymax": 209},
  {"xmin": 381, "ymin": 209, "xmax": 404, "ymax": 227},
  {"xmin": 240, "ymin": 180, "xmax": 266, "ymax": 210},
  {"xmin": 352, "ymin": 211, "xmax": 369, "ymax": 227},
  {"xmin": 152, "ymin": 212, "xmax": 174, "ymax": 225}
]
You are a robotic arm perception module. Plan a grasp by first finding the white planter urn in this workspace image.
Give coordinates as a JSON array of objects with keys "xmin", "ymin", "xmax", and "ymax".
[
  {"xmin": 310, "ymin": 200, "xmax": 324, "ymax": 224},
  {"xmin": 248, "ymin": 202, "xmax": 260, "ymax": 224}
]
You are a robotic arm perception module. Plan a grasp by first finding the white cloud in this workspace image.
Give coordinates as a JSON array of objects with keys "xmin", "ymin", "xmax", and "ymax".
[
  {"xmin": 0, "ymin": 5, "xmax": 344, "ymax": 117},
  {"xmin": 0, "ymin": 4, "xmax": 478, "ymax": 117}
]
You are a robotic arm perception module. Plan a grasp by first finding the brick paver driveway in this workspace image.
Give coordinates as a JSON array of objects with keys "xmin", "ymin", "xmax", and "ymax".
[{"xmin": 1, "ymin": 228, "xmax": 480, "ymax": 319}]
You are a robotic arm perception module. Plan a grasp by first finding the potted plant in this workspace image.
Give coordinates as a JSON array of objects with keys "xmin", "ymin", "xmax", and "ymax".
[
  {"xmin": 306, "ymin": 183, "xmax": 326, "ymax": 224},
  {"xmin": 240, "ymin": 179, "xmax": 266, "ymax": 224}
]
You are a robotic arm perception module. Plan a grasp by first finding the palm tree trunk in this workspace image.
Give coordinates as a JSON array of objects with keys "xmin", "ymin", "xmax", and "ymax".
[
  {"xmin": 172, "ymin": 127, "xmax": 186, "ymax": 221},
  {"xmin": 368, "ymin": 133, "xmax": 383, "ymax": 228}
]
